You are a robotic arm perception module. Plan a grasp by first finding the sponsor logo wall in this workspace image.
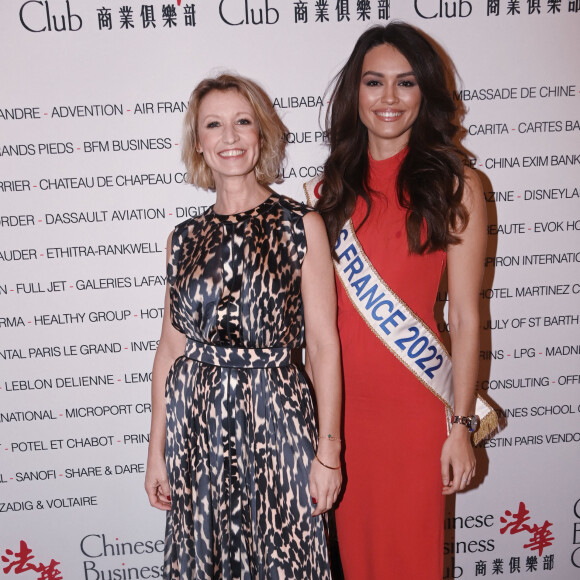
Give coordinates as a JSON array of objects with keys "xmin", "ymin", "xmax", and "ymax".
[{"xmin": 1, "ymin": 1, "xmax": 578, "ymax": 578}]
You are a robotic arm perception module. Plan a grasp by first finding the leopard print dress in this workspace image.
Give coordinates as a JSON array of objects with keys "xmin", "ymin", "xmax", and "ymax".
[{"xmin": 163, "ymin": 192, "xmax": 330, "ymax": 579}]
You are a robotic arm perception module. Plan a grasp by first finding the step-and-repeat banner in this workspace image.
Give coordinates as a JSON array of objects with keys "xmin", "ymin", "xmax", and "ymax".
[{"xmin": 1, "ymin": 2, "xmax": 578, "ymax": 578}]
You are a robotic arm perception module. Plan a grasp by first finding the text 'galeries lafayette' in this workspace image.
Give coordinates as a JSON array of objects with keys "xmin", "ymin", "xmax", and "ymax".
[{"xmin": 0, "ymin": 276, "xmax": 166, "ymax": 295}]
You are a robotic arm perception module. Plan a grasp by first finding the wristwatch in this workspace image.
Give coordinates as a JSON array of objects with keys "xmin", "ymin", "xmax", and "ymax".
[{"xmin": 452, "ymin": 414, "xmax": 480, "ymax": 433}]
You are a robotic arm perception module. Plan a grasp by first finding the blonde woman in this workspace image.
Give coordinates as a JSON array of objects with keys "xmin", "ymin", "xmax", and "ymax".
[{"xmin": 145, "ymin": 74, "xmax": 342, "ymax": 579}]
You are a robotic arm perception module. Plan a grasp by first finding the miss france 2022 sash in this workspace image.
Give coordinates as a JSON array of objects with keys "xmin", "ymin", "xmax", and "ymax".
[{"xmin": 304, "ymin": 177, "xmax": 498, "ymax": 445}]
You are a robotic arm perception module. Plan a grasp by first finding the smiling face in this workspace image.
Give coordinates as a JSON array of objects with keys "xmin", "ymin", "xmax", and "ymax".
[
  {"xmin": 358, "ymin": 43, "xmax": 422, "ymax": 160},
  {"xmin": 196, "ymin": 89, "xmax": 261, "ymax": 188}
]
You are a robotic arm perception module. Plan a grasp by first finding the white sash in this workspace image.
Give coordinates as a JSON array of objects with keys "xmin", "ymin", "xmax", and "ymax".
[{"xmin": 304, "ymin": 178, "xmax": 497, "ymax": 444}]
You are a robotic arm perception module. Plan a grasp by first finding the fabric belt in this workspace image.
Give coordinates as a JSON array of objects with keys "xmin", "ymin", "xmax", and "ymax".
[{"xmin": 184, "ymin": 339, "xmax": 292, "ymax": 369}]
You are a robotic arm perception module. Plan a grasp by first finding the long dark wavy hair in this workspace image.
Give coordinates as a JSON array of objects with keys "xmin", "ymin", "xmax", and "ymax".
[{"xmin": 317, "ymin": 22, "xmax": 468, "ymax": 254}]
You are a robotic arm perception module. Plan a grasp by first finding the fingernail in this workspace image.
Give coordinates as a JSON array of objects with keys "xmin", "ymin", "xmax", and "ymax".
[
  {"xmin": 166, "ymin": 495, "xmax": 171, "ymax": 500},
  {"xmin": 312, "ymin": 497, "xmax": 317, "ymax": 504}
]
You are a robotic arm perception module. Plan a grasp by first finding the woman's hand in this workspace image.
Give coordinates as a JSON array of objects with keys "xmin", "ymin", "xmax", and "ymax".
[
  {"xmin": 145, "ymin": 455, "xmax": 172, "ymax": 511},
  {"xmin": 309, "ymin": 439, "xmax": 342, "ymax": 516},
  {"xmin": 441, "ymin": 424, "xmax": 476, "ymax": 495}
]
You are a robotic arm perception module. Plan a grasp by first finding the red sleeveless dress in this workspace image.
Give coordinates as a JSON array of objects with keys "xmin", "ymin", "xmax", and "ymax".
[{"xmin": 334, "ymin": 150, "xmax": 448, "ymax": 579}]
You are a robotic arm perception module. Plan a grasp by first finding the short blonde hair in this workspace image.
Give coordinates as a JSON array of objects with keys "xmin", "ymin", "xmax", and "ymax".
[{"xmin": 182, "ymin": 74, "xmax": 287, "ymax": 190}]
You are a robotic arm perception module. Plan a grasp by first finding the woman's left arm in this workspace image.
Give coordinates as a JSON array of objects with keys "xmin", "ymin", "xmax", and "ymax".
[
  {"xmin": 441, "ymin": 168, "xmax": 487, "ymax": 495},
  {"xmin": 301, "ymin": 211, "xmax": 343, "ymax": 516}
]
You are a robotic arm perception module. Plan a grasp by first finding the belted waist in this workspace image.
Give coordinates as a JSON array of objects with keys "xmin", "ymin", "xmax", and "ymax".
[{"xmin": 184, "ymin": 339, "xmax": 292, "ymax": 369}]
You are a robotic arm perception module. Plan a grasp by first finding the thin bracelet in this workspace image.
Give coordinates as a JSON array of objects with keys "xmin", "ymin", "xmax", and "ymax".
[
  {"xmin": 318, "ymin": 435, "xmax": 341, "ymax": 442},
  {"xmin": 315, "ymin": 454, "xmax": 341, "ymax": 470}
]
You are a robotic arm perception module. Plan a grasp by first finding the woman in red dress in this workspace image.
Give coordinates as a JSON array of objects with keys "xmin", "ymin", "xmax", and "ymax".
[{"xmin": 313, "ymin": 23, "xmax": 487, "ymax": 578}]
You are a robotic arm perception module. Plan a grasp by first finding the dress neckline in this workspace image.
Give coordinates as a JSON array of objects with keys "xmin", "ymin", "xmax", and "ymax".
[
  {"xmin": 208, "ymin": 192, "xmax": 278, "ymax": 224},
  {"xmin": 368, "ymin": 147, "xmax": 407, "ymax": 180}
]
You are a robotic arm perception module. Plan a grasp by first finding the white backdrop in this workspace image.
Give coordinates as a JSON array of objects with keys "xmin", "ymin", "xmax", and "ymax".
[{"xmin": 1, "ymin": 1, "xmax": 579, "ymax": 579}]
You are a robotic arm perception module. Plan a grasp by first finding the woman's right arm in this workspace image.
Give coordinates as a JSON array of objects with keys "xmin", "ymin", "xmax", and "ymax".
[{"xmin": 145, "ymin": 234, "xmax": 187, "ymax": 510}]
